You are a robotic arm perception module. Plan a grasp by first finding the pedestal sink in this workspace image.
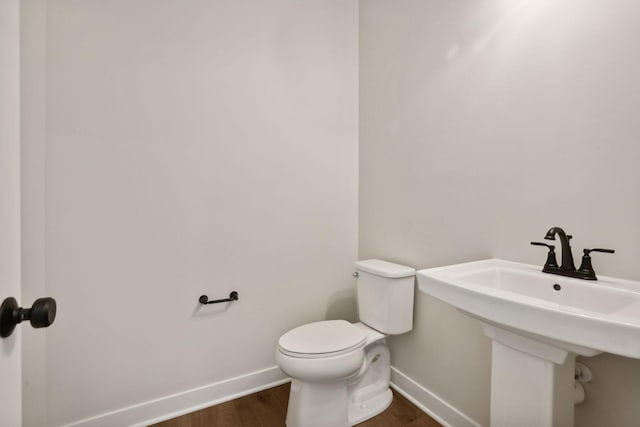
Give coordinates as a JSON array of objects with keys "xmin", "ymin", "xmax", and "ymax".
[{"xmin": 417, "ymin": 259, "xmax": 640, "ymax": 427}]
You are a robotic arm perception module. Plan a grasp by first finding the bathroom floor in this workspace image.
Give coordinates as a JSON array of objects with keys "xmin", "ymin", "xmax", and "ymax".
[{"xmin": 150, "ymin": 382, "xmax": 442, "ymax": 427}]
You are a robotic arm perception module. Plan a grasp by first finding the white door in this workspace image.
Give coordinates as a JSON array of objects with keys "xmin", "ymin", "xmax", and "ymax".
[{"xmin": 0, "ymin": 0, "xmax": 23, "ymax": 426}]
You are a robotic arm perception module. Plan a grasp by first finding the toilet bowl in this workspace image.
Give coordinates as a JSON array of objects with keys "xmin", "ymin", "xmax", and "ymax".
[
  {"xmin": 277, "ymin": 320, "xmax": 367, "ymax": 382},
  {"xmin": 276, "ymin": 260, "xmax": 415, "ymax": 427}
]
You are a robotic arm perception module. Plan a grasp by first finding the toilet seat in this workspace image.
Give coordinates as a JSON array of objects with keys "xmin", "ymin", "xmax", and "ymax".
[{"xmin": 278, "ymin": 320, "xmax": 367, "ymax": 359}]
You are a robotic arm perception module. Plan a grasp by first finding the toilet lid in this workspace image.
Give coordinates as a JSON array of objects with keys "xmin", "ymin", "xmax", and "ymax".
[{"xmin": 278, "ymin": 320, "xmax": 367, "ymax": 358}]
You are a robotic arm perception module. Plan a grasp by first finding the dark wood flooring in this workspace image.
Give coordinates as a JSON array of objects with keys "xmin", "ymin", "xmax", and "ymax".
[{"xmin": 150, "ymin": 382, "xmax": 441, "ymax": 427}]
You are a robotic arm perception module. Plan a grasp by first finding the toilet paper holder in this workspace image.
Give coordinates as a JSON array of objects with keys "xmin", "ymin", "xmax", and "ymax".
[{"xmin": 199, "ymin": 291, "xmax": 239, "ymax": 305}]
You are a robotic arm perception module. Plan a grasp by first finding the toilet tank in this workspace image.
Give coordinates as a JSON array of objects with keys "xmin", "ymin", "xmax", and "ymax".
[{"xmin": 355, "ymin": 259, "xmax": 416, "ymax": 335}]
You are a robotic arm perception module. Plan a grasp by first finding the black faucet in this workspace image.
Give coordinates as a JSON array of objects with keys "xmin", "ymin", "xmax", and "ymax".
[
  {"xmin": 544, "ymin": 226, "xmax": 575, "ymax": 271},
  {"xmin": 531, "ymin": 226, "xmax": 615, "ymax": 280}
]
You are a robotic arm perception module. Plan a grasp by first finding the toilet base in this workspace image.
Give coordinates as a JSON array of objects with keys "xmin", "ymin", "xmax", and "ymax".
[
  {"xmin": 286, "ymin": 379, "xmax": 350, "ymax": 427},
  {"xmin": 348, "ymin": 388, "xmax": 392, "ymax": 425},
  {"xmin": 284, "ymin": 338, "xmax": 392, "ymax": 427},
  {"xmin": 285, "ymin": 379, "xmax": 393, "ymax": 427}
]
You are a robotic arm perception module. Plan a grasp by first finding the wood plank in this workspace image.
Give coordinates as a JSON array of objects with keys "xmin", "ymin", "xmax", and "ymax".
[
  {"xmin": 233, "ymin": 388, "xmax": 287, "ymax": 427},
  {"xmin": 217, "ymin": 400, "xmax": 244, "ymax": 427}
]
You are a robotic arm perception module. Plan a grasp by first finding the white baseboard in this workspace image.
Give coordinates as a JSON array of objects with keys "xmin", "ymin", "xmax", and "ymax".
[
  {"xmin": 61, "ymin": 366, "xmax": 290, "ymax": 427},
  {"xmin": 390, "ymin": 367, "xmax": 484, "ymax": 427}
]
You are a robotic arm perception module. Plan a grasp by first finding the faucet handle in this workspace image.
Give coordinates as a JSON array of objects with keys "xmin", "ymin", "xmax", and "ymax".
[
  {"xmin": 531, "ymin": 242, "xmax": 559, "ymax": 269},
  {"xmin": 531, "ymin": 241, "xmax": 555, "ymax": 250},
  {"xmin": 578, "ymin": 248, "xmax": 615, "ymax": 279},
  {"xmin": 584, "ymin": 248, "xmax": 615, "ymax": 255}
]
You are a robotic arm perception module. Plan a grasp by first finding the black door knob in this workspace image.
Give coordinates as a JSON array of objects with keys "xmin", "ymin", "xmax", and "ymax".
[
  {"xmin": 30, "ymin": 298, "xmax": 57, "ymax": 328},
  {"xmin": 0, "ymin": 297, "xmax": 57, "ymax": 338}
]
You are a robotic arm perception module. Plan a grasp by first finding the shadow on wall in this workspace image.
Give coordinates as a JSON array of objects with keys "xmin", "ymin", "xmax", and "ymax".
[{"xmin": 325, "ymin": 289, "xmax": 358, "ymax": 322}]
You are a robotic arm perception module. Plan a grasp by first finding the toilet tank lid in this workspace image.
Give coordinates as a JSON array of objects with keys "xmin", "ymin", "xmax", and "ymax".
[{"xmin": 355, "ymin": 259, "xmax": 415, "ymax": 278}]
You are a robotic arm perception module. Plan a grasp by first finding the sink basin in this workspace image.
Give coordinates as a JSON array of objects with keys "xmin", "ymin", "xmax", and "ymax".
[{"xmin": 417, "ymin": 259, "xmax": 640, "ymax": 358}]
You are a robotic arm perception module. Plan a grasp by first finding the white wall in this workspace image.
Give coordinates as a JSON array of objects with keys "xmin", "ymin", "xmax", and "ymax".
[
  {"xmin": 32, "ymin": 1, "xmax": 359, "ymax": 425},
  {"xmin": 360, "ymin": 0, "xmax": 640, "ymax": 426}
]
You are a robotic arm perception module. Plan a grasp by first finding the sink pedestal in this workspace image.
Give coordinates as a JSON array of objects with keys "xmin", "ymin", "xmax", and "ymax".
[{"xmin": 482, "ymin": 324, "xmax": 576, "ymax": 427}]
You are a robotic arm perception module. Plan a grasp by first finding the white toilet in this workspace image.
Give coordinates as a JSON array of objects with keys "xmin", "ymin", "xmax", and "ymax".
[{"xmin": 276, "ymin": 259, "xmax": 415, "ymax": 427}]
